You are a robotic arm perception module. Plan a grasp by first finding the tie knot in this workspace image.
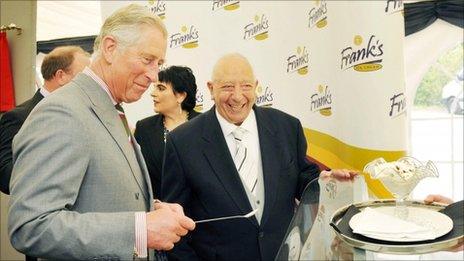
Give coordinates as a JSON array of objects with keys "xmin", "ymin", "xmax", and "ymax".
[
  {"xmin": 115, "ymin": 103, "xmax": 125, "ymax": 114},
  {"xmin": 232, "ymin": 127, "xmax": 246, "ymax": 141}
]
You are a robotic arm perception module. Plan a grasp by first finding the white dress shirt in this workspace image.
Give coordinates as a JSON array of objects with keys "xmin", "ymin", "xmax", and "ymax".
[
  {"xmin": 39, "ymin": 87, "xmax": 51, "ymax": 97},
  {"xmin": 215, "ymin": 108, "xmax": 265, "ymax": 222}
]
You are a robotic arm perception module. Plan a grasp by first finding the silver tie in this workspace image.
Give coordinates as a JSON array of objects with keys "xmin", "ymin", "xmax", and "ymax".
[{"xmin": 232, "ymin": 127, "xmax": 257, "ymax": 195}]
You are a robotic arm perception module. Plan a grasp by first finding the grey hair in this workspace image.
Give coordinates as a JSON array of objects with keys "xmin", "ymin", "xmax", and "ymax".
[{"xmin": 93, "ymin": 4, "xmax": 167, "ymax": 56}]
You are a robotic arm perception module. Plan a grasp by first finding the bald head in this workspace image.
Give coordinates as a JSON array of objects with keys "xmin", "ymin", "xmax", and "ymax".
[
  {"xmin": 208, "ymin": 53, "xmax": 258, "ymax": 125},
  {"xmin": 211, "ymin": 53, "xmax": 256, "ymax": 83}
]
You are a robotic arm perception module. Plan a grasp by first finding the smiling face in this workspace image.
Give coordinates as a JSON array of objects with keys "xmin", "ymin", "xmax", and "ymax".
[
  {"xmin": 107, "ymin": 25, "xmax": 167, "ymax": 103},
  {"xmin": 208, "ymin": 54, "xmax": 257, "ymax": 126}
]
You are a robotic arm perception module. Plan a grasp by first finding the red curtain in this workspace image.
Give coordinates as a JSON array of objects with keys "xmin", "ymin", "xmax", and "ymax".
[{"xmin": 0, "ymin": 31, "xmax": 15, "ymax": 112}]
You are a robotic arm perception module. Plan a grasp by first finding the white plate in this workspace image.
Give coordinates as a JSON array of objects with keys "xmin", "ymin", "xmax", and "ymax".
[{"xmin": 349, "ymin": 206, "xmax": 453, "ymax": 242}]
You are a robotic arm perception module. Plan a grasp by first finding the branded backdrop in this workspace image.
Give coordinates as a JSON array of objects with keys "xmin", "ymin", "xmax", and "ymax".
[{"xmin": 101, "ymin": 0, "xmax": 407, "ymax": 192}]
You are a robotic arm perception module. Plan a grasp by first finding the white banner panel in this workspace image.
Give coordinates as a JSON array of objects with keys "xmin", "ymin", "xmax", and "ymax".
[{"xmin": 100, "ymin": 0, "xmax": 407, "ymax": 175}]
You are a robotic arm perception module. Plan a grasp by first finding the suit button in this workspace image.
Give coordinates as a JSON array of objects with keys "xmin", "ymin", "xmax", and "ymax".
[{"xmin": 259, "ymin": 231, "xmax": 264, "ymax": 238}]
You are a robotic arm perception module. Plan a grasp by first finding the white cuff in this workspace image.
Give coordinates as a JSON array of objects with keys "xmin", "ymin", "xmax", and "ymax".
[{"xmin": 134, "ymin": 212, "xmax": 148, "ymax": 258}]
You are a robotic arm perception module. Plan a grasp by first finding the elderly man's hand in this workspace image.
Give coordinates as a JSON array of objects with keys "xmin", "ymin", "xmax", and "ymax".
[
  {"xmin": 424, "ymin": 194, "xmax": 453, "ymax": 205},
  {"xmin": 146, "ymin": 203, "xmax": 195, "ymax": 250},
  {"xmin": 321, "ymin": 169, "xmax": 358, "ymax": 181}
]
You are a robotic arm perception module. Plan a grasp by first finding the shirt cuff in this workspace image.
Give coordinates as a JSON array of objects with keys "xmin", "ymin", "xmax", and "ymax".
[{"xmin": 134, "ymin": 212, "xmax": 148, "ymax": 258}]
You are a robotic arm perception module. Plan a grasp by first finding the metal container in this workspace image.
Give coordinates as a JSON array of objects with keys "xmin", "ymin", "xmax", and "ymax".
[{"xmin": 330, "ymin": 199, "xmax": 463, "ymax": 255}]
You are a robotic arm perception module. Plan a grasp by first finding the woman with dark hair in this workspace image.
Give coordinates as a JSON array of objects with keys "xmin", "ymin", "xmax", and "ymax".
[{"xmin": 134, "ymin": 66, "xmax": 200, "ymax": 198}]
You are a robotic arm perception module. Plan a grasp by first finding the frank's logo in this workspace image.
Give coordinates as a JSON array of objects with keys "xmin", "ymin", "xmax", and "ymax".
[
  {"xmin": 311, "ymin": 85, "xmax": 332, "ymax": 116},
  {"xmin": 287, "ymin": 46, "xmax": 309, "ymax": 75},
  {"xmin": 341, "ymin": 35, "xmax": 384, "ymax": 72},
  {"xmin": 308, "ymin": 0, "xmax": 328, "ymax": 29},
  {"xmin": 195, "ymin": 91, "xmax": 204, "ymax": 112},
  {"xmin": 389, "ymin": 92, "xmax": 406, "ymax": 117},
  {"xmin": 255, "ymin": 85, "xmax": 274, "ymax": 107},
  {"xmin": 325, "ymin": 180, "xmax": 337, "ymax": 199},
  {"xmin": 385, "ymin": 0, "xmax": 403, "ymax": 15},
  {"xmin": 147, "ymin": 0, "xmax": 166, "ymax": 20},
  {"xmin": 244, "ymin": 14, "xmax": 269, "ymax": 41},
  {"xmin": 212, "ymin": 0, "xmax": 240, "ymax": 11},
  {"xmin": 169, "ymin": 25, "xmax": 199, "ymax": 49}
]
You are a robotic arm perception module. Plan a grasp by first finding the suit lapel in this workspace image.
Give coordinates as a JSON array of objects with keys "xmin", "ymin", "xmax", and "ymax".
[
  {"xmin": 201, "ymin": 108, "xmax": 259, "ymax": 227},
  {"xmin": 254, "ymin": 107, "xmax": 282, "ymax": 227},
  {"xmin": 31, "ymin": 90, "xmax": 44, "ymax": 104},
  {"xmin": 132, "ymin": 136, "xmax": 154, "ymax": 207},
  {"xmin": 76, "ymin": 74, "xmax": 149, "ymax": 201}
]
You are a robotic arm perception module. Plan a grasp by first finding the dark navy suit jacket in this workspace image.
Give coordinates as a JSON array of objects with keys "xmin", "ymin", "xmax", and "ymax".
[{"xmin": 162, "ymin": 106, "xmax": 320, "ymax": 261}]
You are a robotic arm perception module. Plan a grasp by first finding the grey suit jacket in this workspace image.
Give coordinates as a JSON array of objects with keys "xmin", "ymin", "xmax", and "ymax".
[{"xmin": 8, "ymin": 73, "xmax": 154, "ymax": 260}]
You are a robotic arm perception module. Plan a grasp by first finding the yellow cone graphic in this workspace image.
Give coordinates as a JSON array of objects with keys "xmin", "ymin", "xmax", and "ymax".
[
  {"xmin": 254, "ymin": 32, "xmax": 268, "ymax": 41},
  {"xmin": 224, "ymin": 3, "xmax": 239, "ymax": 11}
]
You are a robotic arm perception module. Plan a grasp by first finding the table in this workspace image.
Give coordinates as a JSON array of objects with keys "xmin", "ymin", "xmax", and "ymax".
[{"xmin": 275, "ymin": 176, "xmax": 463, "ymax": 260}]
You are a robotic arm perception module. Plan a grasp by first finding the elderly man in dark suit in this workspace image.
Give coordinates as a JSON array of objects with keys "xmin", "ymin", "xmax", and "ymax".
[
  {"xmin": 162, "ymin": 53, "xmax": 356, "ymax": 260},
  {"xmin": 0, "ymin": 45, "xmax": 90, "ymax": 195}
]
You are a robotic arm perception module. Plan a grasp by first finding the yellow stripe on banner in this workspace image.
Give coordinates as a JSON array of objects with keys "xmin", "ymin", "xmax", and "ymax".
[{"xmin": 304, "ymin": 128, "xmax": 406, "ymax": 199}]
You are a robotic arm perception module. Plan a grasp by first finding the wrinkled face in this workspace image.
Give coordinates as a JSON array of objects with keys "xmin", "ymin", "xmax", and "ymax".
[
  {"xmin": 208, "ymin": 57, "xmax": 257, "ymax": 125},
  {"xmin": 151, "ymin": 81, "xmax": 185, "ymax": 115},
  {"xmin": 108, "ymin": 26, "xmax": 167, "ymax": 103}
]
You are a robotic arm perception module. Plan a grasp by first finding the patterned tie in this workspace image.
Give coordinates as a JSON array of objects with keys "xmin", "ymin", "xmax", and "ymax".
[
  {"xmin": 115, "ymin": 104, "xmax": 131, "ymax": 141},
  {"xmin": 232, "ymin": 127, "xmax": 257, "ymax": 195}
]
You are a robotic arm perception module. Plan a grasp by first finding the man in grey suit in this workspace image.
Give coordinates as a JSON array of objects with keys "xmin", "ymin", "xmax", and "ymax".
[
  {"xmin": 0, "ymin": 45, "xmax": 90, "ymax": 195},
  {"xmin": 8, "ymin": 4, "xmax": 194, "ymax": 260}
]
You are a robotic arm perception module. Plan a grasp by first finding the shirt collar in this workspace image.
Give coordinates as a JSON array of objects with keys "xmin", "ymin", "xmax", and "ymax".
[
  {"xmin": 215, "ymin": 107, "xmax": 256, "ymax": 137},
  {"xmin": 39, "ymin": 87, "xmax": 51, "ymax": 97},
  {"xmin": 83, "ymin": 67, "xmax": 118, "ymax": 105}
]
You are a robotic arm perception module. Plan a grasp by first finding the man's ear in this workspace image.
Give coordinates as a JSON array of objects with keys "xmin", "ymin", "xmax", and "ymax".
[
  {"xmin": 101, "ymin": 35, "xmax": 118, "ymax": 64},
  {"xmin": 207, "ymin": 81, "xmax": 214, "ymax": 100},
  {"xmin": 207, "ymin": 81, "xmax": 213, "ymax": 92},
  {"xmin": 54, "ymin": 69, "xmax": 67, "ymax": 86},
  {"xmin": 254, "ymin": 80, "xmax": 259, "ymax": 96}
]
